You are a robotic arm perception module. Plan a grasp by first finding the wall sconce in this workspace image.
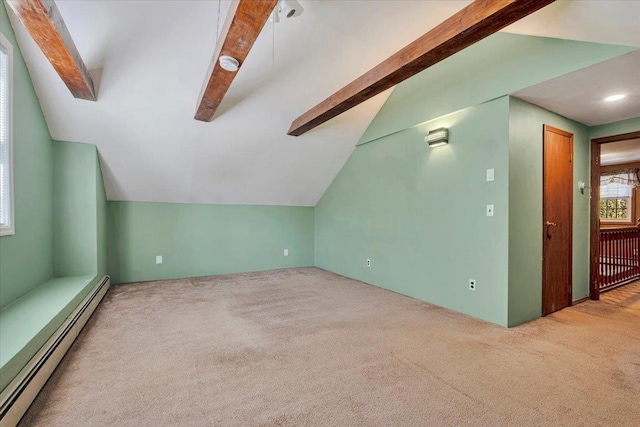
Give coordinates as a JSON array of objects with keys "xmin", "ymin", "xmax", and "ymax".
[{"xmin": 425, "ymin": 127, "xmax": 449, "ymax": 147}]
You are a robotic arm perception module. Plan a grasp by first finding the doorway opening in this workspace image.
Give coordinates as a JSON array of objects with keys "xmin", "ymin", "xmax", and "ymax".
[{"xmin": 590, "ymin": 131, "xmax": 640, "ymax": 300}]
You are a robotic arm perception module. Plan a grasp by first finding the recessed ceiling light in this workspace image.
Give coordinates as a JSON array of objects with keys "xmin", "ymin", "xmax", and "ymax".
[{"xmin": 604, "ymin": 94, "xmax": 626, "ymax": 102}]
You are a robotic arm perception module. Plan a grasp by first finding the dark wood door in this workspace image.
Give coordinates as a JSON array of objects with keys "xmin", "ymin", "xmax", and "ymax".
[{"xmin": 543, "ymin": 125, "xmax": 574, "ymax": 316}]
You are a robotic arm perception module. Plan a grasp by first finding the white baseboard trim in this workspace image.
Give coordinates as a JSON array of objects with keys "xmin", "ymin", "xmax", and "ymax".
[{"xmin": 0, "ymin": 276, "xmax": 110, "ymax": 427}]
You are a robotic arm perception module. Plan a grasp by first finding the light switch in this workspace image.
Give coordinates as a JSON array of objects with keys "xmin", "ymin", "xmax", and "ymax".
[
  {"xmin": 486, "ymin": 205, "xmax": 494, "ymax": 217},
  {"xmin": 284, "ymin": 249, "xmax": 289, "ymax": 256},
  {"xmin": 486, "ymin": 168, "xmax": 495, "ymax": 182},
  {"xmin": 156, "ymin": 255, "xmax": 163, "ymax": 264}
]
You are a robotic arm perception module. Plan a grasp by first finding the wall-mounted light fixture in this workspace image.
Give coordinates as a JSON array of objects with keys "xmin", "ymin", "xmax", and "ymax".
[{"xmin": 425, "ymin": 127, "xmax": 449, "ymax": 147}]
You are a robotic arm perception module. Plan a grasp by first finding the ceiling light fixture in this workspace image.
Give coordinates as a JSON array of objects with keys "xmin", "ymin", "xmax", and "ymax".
[
  {"xmin": 604, "ymin": 94, "xmax": 626, "ymax": 102},
  {"xmin": 280, "ymin": 0, "xmax": 304, "ymax": 18},
  {"xmin": 219, "ymin": 55, "xmax": 240, "ymax": 72}
]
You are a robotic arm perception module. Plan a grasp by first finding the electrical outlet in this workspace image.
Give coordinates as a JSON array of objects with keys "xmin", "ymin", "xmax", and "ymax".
[
  {"xmin": 156, "ymin": 255, "xmax": 163, "ymax": 265},
  {"xmin": 284, "ymin": 249, "xmax": 289, "ymax": 256},
  {"xmin": 366, "ymin": 259, "xmax": 371, "ymax": 267},
  {"xmin": 486, "ymin": 204, "xmax": 494, "ymax": 217},
  {"xmin": 469, "ymin": 279, "xmax": 476, "ymax": 291}
]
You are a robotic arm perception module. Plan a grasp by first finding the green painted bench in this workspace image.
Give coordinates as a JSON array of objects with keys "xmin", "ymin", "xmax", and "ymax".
[{"xmin": 0, "ymin": 275, "xmax": 98, "ymax": 392}]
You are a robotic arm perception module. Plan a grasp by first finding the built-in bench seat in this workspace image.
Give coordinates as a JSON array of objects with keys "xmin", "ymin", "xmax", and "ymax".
[{"xmin": 0, "ymin": 275, "xmax": 98, "ymax": 392}]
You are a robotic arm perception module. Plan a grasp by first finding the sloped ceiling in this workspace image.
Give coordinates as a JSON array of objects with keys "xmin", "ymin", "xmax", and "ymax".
[{"xmin": 6, "ymin": 1, "xmax": 640, "ymax": 206}]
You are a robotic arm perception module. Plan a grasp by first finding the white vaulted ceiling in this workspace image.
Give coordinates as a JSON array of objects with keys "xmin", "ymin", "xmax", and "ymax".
[{"xmin": 6, "ymin": 1, "xmax": 640, "ymax": 206}]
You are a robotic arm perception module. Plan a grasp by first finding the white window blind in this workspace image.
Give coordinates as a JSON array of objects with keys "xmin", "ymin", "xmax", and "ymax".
[
  {"xmin": 0, "ymin": 34, "xmax": 13, "ymax": 236},
  {"xmin": 600, "ymin": 172, "xmax": 634, "ymax": 222}
]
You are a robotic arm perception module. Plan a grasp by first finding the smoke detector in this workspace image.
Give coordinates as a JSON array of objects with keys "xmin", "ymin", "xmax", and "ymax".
[{"xmin": 219, "ymin": 56, "xmax": 240, "ymax": 72}]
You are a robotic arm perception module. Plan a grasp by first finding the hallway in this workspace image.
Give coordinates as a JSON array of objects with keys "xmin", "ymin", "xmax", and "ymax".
[{"xmin": 601, "ymin": 279, "xmax": 640, "ymax": 309}]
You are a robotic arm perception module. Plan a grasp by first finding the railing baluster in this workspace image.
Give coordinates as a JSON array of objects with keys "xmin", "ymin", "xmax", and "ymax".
[
  {"xmin": 599, "ymin": 232, "xmax": 604, "ymax": 288},
  {"xmin": 627, "ymin": 231, "xmax": 632, "ymax": 281}
]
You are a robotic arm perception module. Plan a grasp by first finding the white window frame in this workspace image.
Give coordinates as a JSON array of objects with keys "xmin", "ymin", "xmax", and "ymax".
[
  {"xmin": 599, "ymin": 174, "xmax": 635, "ymax": 224},
  {"xmin": 0, "ymin": 33, "xmax": 14, "ymax": 236}
]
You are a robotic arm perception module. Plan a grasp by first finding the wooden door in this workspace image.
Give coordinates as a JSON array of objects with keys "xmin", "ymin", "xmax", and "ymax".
[{"xmin": 543, "ymin": 125, "xmax": 574, "ymax": 316}]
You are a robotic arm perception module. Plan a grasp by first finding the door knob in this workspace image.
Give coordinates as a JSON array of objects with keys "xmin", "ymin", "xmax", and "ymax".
[{"xmin": 546, "ymin": 221, "xmax": 557, "ymax": 227}]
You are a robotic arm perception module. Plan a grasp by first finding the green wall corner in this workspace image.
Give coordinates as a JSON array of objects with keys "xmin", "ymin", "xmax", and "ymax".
[
  {"xmin": 507, "ymin": 98, "xmax": 591, "ymax": 326},
  {"xmin": 52, "ymin": 141, "xmax": 99, "ymax": 277}
]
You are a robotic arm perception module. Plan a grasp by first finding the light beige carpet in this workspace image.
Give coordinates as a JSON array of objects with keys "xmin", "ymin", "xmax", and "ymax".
[{"xmin": 19, "ymin": 269, "xmax": 640, "ymax": 426}]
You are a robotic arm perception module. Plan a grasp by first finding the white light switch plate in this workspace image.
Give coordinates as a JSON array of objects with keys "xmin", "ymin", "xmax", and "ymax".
[
  {"xmin": 486, "ymin": 205, "xmax": 494, "ymax": 217},
  {"xmin": 486, "ymin": 168, "xmax": 495, "ymax": 182},
  {"xmin": 156, "ymin": 255, "xmax": 163, "ymax": 264},
  {"xmin": 284, "ymin": 249, "xmax": 289, "ymax": 256}
]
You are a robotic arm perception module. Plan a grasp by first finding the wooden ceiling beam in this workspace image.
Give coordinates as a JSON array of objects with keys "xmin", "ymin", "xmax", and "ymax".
[
  {"xmin": 194, "ymin": 0, "xmax": 278, "ymax": 122},
  {"xmin": 6, "ymin": 0, "xmax": 96, "ymax": 101},
  {"xmin": 288, "ymin": 0, "xmax": 555, "ymax": 136}
]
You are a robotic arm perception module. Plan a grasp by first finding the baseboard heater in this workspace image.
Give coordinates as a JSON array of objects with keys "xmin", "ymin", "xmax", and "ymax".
[{"xmin": 0, "ymin": 276, "xmax": 110, "ymax": 427}]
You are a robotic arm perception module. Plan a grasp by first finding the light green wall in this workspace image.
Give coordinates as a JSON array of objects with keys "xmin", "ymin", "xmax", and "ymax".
[
  {"xmin": 314, "ymin": 34, "xmax": 633, "ymax": 327},
  {"xmin": 2, "ymin": 139, "xmax": 108, "ymax": 391},
  {"xmin": 316, "ymin": 97, "xmax": 511, "ymax": 326},
  {"xmin": 96, "ymin": 155, "xmax": 107, "ymax": 277},
  {"xmin": 52, "ymin": 141, "xmax": 98, "ymax": 277},
  {"xmin": 0, "ymin": 4, "xmax": 53, "ymax": 309},
  {"xmin": 589, "ymin": 116, "xmax": 640, "ymax": 139},
  {"xmin": 361, "ymin": 33, "xmax": 635, "ymax": 144},
  {"xmin": 0, "ymin": 4, "xmax": 108, "ymax": 392},
  {"xmin": 508, "ymin": 98, "xmax": 591, "ymax": 326},
  {"xmin": 108, "ymin": 202, "xmax": 314, "ymax": 284}
]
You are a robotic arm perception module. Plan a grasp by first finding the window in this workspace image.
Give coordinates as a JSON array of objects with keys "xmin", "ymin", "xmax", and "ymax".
[
  {"xmin": 0, "ymin": 34, "xmax": 13, "ymax": 236},
  {"xmin": 600, "ymin": 171, "xmax": 638, "ymax": 223}
]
